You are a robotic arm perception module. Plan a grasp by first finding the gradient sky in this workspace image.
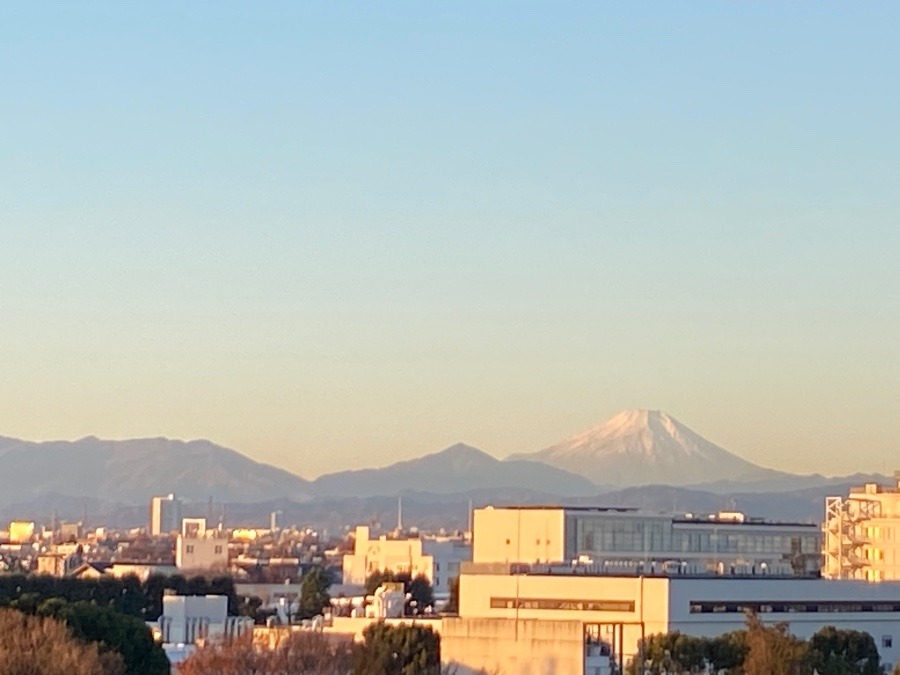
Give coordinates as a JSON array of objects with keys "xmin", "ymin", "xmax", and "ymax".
[{"xmin": 2, "ymin": 2, "xmax": 898, "ymax": 479}]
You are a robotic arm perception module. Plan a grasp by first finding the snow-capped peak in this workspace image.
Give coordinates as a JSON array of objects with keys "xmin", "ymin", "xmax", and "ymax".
[{"xmin": 508, "ymin": 409, "xmax": 777, "ymax": 487}]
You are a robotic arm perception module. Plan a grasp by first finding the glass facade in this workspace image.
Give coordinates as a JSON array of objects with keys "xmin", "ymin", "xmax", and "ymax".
[{"xmin": 566, "ymin": 512, "xmax": 820, "ymax": 562}]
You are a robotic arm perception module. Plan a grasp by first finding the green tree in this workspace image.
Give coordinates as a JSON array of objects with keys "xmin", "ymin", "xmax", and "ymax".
[
  {"xmin": 809, "ymin": 626, "xmax": 881, "ymax": 675},
  {"xmin": 352, "ymin": 622, "xmax": 440, "ymax": 675},
  {"xmin": 365, "ymin": 570, "xmax": 397, "ymax": 595},
  {"xmin": 38, "ymin": 599, "xmax": 170, "ymax": 675},
  {"xmin": 405, "ymin": 575, "xmax": 435, "ymax": 615},
  {"xmin": 364, "ymin": 571, "xmax": 435, "ymax": 615},
  {"xmin": 299, "ymin": 565, "xmax": 332, "ymax": 620},
  {"xmin": 633, "ymin": 631, "xmax": 707, "ymax": 674},
  {"xmin": 706, "ymin": 630, "xmax": 747, "ymax": 673}
]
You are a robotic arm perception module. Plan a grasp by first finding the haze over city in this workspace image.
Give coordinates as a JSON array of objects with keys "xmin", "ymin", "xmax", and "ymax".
[{"xmin": 3, "ymin": 2, "xmax": 899, "ymax": 479}]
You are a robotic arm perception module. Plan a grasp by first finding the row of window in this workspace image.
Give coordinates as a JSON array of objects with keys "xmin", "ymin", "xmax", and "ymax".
[
  {"xmin": 184, "ymin": 545, "xmax": 223, "ymax": 554},
  {"xmin": 689, "ymin": 601, "xmax": 900, "ymax": 614},
  {"xmin": 490, "ymin": 597, "xmax": 635, "ymax": 612},
  {"xmin": 572, "ymin": 515, "xmax": 819, "ymax": 556}
]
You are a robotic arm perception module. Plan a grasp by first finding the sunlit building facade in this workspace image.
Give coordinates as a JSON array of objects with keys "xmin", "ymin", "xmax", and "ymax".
[
  {"xmin": 474, "ymin": 506, "xmax": 821, "ymax": 575},
  {"xmin": 825, "ymin": 475, "xmax": 900, "ymax": 582}
]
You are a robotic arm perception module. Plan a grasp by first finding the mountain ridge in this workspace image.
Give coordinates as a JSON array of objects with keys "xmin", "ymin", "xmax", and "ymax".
[
  {"xmin": 509, "ymin": 409, "xmax": 794, "ymax": 488},
  {"xmin": 309, "ymin": 442, "xmax": 599, "ymax": 498}
]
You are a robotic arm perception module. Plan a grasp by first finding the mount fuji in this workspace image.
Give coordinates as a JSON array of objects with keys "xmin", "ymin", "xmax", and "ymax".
[{"xmin": 509, "ymin": 409, "xmax": 791, "ymax": 488}]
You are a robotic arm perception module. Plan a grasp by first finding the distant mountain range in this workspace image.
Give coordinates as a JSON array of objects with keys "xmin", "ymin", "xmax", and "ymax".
[
  {"xmin": 0, "ymin": 410, "xmax": 888, "ymax": 529},
  {"xmin": 0, "ymin": 435, "xmax": 313, "ymax": 507},
  {"xmin": 310, "ymin": 443, "xmax": 598, "ymax": 498}
]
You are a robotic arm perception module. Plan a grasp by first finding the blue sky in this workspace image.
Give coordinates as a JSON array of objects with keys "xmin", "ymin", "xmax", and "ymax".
[{"xmin": 1, "ymin": 2, "xmax": 898, "ymax": 477}]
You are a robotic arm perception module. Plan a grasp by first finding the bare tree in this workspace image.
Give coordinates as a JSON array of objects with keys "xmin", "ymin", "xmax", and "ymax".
[
  {"xmin": 0, "ymin": 608, "xmax": 124, "ymax": 675},
  {"xmin": 179, "ymin": 630, "xmax": 354, "ymax": 675}
]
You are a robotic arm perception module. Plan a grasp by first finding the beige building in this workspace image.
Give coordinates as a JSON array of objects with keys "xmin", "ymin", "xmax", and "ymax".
[
  {"xmin": 474, "ymin": 506, "xmax": 821, "ymax": 574},
  {"xmin": 447, "ymin": 564, "xmax": 900, "ymax": 675},
  {"xmin": 150, "ymin": 494, "xmax": 182, "ymax": 536},
  {"xmin": 342, "ymin": 526, "xmax": 470, "ymax": 597},
  {"xmin": 8, "ymin": 521, "xmax": 35, "ymax": 544},
  {"xmin": 825, "ymin": 475, "xmax": 900, "ymax": 581},
  {"xmin": 176, "ymin": 518, "xmax": 228, "ymax": 571}
]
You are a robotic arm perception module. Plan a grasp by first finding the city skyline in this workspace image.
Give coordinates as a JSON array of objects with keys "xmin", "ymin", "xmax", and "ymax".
[{"xmin": 3, "ymin": 2, "xmax": 899, "ymax": 478}]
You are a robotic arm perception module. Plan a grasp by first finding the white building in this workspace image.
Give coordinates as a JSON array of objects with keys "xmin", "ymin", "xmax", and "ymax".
[
  {"xmin": 342, "ymin": 526, "xmax": 471, "ymax": 598},
  {"xmin": 175, "ymin": 518, "xmax": 228, "ymax": 571},
  {"xmin": 825, "ymin": 475, "xmax": 900, "ymax": 581},
  {"xmin": 150, "ymin": 494, "xmax": 182, "ymax": 536},
  {"xmin": 432, "ymin": 504, "xmax": 892, "ymax": 675},
  {"xmin": 155, "ymin": 594, "xmax": 252, "ymax": 670},
  {"xmin": 447, "ymin": 566, "xmax": 900, "ymax": 675},
  {"xmin": 474, "ymin": 505, "xmax": 821, "ymax": 575}
]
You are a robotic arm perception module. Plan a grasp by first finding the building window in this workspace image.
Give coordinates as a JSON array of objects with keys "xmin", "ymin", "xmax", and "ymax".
[
  {"xmin": 690, "ymin": 601, "xmax": 900, "ymax": 614},
  {"xmin": 214, "ymin": 546, "xmax": 223, "ymax": 554},
  {"xmin": 884, "ymin": 636, "xmax": 893, "ymax": 649},
  {"xmin": 490, "ymin": 597, "xmax": 635, "ymax": 612},
  {"xmin": 186, "ymin": 545, "xmax": 194, "ymax": 554}
]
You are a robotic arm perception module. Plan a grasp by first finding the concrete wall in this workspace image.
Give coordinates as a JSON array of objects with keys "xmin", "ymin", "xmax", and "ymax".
[
  {"xmin": 176, "ymin": 534, "xmax": 228, "ymax": 570},
  {"xmin": 442, "ymin": 617, "xmax": 585, "ymax": 675},
  {"xmin": 473, "ymin": 508, "xmax": 566, "ymax": 565},
  {"xmin": 459, "ymin": 572, "xmax": 669, "ymax": 665},
  {"xmin": 342, "ymin": 526, "xmax": 434, "ymax": 589}
]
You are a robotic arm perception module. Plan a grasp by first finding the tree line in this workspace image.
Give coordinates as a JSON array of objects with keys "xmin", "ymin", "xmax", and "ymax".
[
  {"xmin": 629, "ymin": 611, "xmax": 886, "ymax": 675},
  {"xmin": 0, "ymin": 572, "xmax": 241, "ymax": 675},
  {"xmin": 180, "ymin": 622, "xmax": 443, "ymax": 675},
  {"xmin": 0, "ymin": 572, "xmax": 238, "ymax": 620}
]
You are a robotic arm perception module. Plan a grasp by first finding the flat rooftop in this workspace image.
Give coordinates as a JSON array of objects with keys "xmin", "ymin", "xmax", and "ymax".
[{"xmin": 482, "ymin": 505, "xmax": 816, "ymax": 528}]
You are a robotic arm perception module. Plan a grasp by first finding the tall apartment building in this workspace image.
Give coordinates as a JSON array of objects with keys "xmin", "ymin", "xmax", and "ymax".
[
  {"xmin": 824, "ymin": 474, "xmax": 900, "ymax": 581},
  {"xmin": 150, "ymin": 494, "xmax": 182, "ymax": 536}
]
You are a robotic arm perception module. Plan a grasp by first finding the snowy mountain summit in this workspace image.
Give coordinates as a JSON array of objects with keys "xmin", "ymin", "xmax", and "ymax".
[{"xmin": 509, "ymin": 409, "xmax": 782, "ymax": 488}]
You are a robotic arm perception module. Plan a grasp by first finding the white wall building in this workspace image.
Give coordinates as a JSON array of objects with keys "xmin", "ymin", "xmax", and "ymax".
[
  {"xmin": 825, "ymin": 475, "xmax": 900, "ymax": 581},
  {"xmin": 342, "ymin": 526, "xmax": 470, "ymax": 598},
  {"xmin": 155, "ymin": 594, "xmax": 252, "ymax": 670},
  {"xmin": 175, "ymin": 518, "xmax": 228, "ymax": 571},
  {"xmin": 448, "ymin": 566, "xmax": 900, "ymax": 675},
  {"xmin": 474, "ymin": 505, "xmax": 821, "ymax": 575},
  {"xmin": 150, "ymin": 494, "xmax": 182, "ymax": 536}
]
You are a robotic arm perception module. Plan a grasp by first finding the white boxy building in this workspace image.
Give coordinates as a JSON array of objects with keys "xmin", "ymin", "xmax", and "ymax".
[
  {"xmin": 155, "ymin": 593, "xmax": 252, "ymax": 669},
  {"xmin": 342, "ymin": 526, "xmax": 471, "ymax": 599},
  {"xmin": 474, "ymin": 505, "xmax": 822, "ymax": 574},
  {"xmin": 437, "ymin": 505, "xmax": 900, "ymax": 675}
]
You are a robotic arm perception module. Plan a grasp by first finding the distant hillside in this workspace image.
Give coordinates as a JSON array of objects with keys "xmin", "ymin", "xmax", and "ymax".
[
  {"xmin": 0, "ymin": 436, "xmax": 313, "ymax": 508},
  {"xmin": 310, "ymin": 443, "xmax": 599, "ymax": 498},
  {"xmin": 510, "ymin": 409, "xmax": 797, "ymax": 488}
]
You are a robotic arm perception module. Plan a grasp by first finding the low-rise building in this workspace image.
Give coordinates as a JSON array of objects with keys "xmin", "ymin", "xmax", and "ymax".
[
  {"xmin": 176, "ymin": 518, "xmax": 228, "ymax": 571},
  {"xmin": 8, "ymin": 521, "xmax": 35, "ymax": 544},
  {"xmin": 448, "ymin": 562, "xmax": 900, "ymax": 674},
  {"xmin": 342, "ymin": 526, "xmax": 470, "ymax": 598}
]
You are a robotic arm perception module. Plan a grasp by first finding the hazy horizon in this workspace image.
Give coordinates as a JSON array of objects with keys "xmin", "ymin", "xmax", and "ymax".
[{"xmin": 3, "ymin": 3, "xmax": 899, "ymax": 478}]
